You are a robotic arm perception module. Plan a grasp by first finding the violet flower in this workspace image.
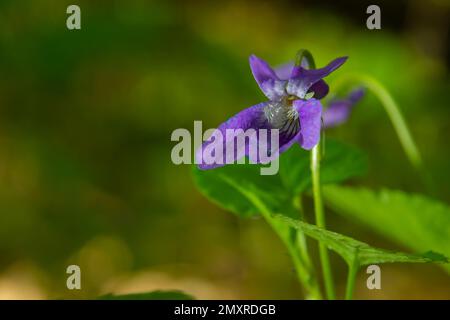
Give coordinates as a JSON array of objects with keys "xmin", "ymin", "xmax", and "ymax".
[{"xmin": 197, "ymin": 54, "xmax": 348, "ymax": 169}]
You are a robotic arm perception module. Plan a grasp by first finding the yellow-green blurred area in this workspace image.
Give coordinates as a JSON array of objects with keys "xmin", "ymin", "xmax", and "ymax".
[{"xmin": 0, "ymin": 0, "xmax": 449, "ymax": 299}]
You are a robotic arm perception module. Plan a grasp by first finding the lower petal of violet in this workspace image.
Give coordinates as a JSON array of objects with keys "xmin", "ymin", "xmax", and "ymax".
[
  {"xmin": 292, "ymin": 98, "xmax": 323, "ymax": 150},
  {"xmin": 196, "ymin": 103, "xmax": 271, "ymax": 169}
]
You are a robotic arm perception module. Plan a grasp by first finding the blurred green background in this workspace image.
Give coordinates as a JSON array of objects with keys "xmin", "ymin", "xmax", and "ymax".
[{"xmin": 0, "ymin": 0, "xmax": 449, "ymax": 299}]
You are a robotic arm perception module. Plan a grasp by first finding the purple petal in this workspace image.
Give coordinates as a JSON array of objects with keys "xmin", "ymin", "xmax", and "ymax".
[
  {"xmin": 274, "ymin": 62, "xmax": 294, "ymax": 80},
  {"xmin": 348, "ymin": 86, "xmax": 366, "ymax": 103},
  {"xmin": 249, "ymin": 55, "xmax": 286, "ymax": 100},
  {"xmin": 274, "ymin": 57, "xmax": 313, "ymax": 81},
  {"xmin": 308, "ymin": 80, "xmax": 329, "ymax": 99},
  {"xmin": 292, "ymin": 99, "xmax": 322, "ymax": 150},
  {"xmin": 287, "ymin": 57, "xmax": 347, "ymax": 99},
  {"xmin": 196, "ymin": 103, "xmax": 269, "ymax": 169},
  {"xmin": 323, "ymin": 87, "xmax": 366, "ymax": 128},
  {"xmin": 277, "ymin": 65, "xmax": 329, "ymax": 99},
  {"xmin": 322, "ymin": 100, "xmax": 352, "ymax": 128}
]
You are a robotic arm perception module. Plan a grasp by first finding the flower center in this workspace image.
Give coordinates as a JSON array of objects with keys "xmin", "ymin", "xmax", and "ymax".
[
  {"xmin": 286, "ymin": 95, "xmax": 298, "ymax": 106},
  {"xmin": 263, "ymin": 99, "xmax": 299, "ymax": 140}
]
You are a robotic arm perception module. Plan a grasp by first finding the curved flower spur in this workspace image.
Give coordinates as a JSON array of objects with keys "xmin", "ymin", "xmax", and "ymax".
[{"xmin": 197, "ymin": 50, "xmax": 348, "ymax": 169}]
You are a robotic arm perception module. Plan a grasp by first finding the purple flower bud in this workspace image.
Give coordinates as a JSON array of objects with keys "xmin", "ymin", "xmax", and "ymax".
[{"xmin": 323, "ymin": 87, "xmax": 366, "ymax": 128}]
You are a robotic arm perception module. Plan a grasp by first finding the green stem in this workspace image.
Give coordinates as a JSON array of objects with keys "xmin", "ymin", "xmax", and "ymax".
[
  {"xmin": 311, "ymin": 142, "xmax": 336, "ymax": 300},
  {"xmin": 285, "ymin": 238, "xmax": 323, "ymax": 299},
  {"xmin": 331, "ymin": 74, "xmax": 434, "ymax": 194},
  {"xmin": 293, "ymin": 195, "xmax": 321, "ymax": 298},
  {"xmin": 295, "ymin": 49, "xmax": 316, "ymax": 69},
  {"xmin": 346, "ymin": 75, "xmax": 421, "ymax": 168},
  {"xmin": 294, "ymin": 196, "xmax": 312, "ymax": 269},
  {"xmin": 345, "ymin": 257, "xmax": 359, "ymax": 300},
  {"xmin": 265, "ymin": 211, "xmax": 322, "ymax": 299},
  {"xmin": 295, "ymin": 49, "xmax": 334, "ymax": 298},
  {"xmin": 219, "ymin": 175, "xmax": 322, "ymax": 299}
]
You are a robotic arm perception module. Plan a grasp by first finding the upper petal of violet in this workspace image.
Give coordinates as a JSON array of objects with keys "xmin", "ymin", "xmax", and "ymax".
[
  {"xmin": 308, "ymin": 80, "xmax": 329, "ymax": 100},
  {"xmin": 274, "ymin": 62, "xmax": 294, "ymax": 81},
  {"xmin": 286, "ymin": 56, "xmax": 347, "ymax": 99},
  {"xmin": 249, "ymin": 55, "xmax": 287, "ymax": 100},
  {"xmin": 273, "ymin": 56, "xmax": 313, "ymax": 81},
  {"xmin": 276, "ymin": 64, "xmax": 329, "ymax": 99}
]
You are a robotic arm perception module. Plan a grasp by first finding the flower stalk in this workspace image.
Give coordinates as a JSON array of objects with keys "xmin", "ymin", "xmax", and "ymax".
[
  {"xmin": 311, "ymin": 140, "xmax": 336, "ymax": 300},
  {"xmin": 330, "ymin": 74, "xmax": 435, "ymax": 195},
  {"xmin": 345, "ymin": 256, "xmax": 359, "ymax": 300},
  {"xmin": 297, "ymin": 49, "xmax": 336, "ymax": 300}
]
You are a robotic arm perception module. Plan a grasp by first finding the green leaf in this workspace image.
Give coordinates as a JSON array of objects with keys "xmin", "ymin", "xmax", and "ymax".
[
  {"xmin": 192, "ymin": 161, "xmax": 288, "ymax": 218},
  {"xmin": 322, "ymin": 185, "xmax": 450, "ymax": 272},
  {"xmin": 192, "ymin": 139, "xmax": 367, "ymax": 218},
  {"xmin": 275, "ymin": 215, "xmax": 448, "ymax": 266},
  {"xmin": 98, "ymin": 290, "xmax": 195, "ymax": 300}
]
